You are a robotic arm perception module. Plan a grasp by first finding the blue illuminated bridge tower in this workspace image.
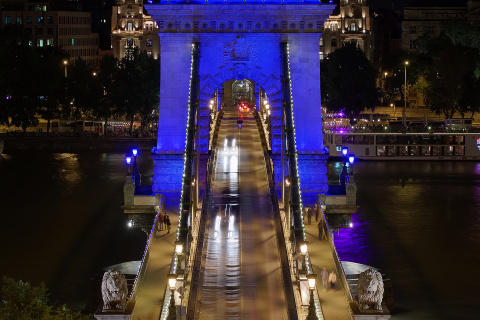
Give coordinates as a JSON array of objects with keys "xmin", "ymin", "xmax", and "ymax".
[
  {"xmin": 113, "ymin": 1, "xmax": 374, "ymax": 319},
  {"xmin": 147, "ymin": 0, "xmax": 333, "ymax": 205}
]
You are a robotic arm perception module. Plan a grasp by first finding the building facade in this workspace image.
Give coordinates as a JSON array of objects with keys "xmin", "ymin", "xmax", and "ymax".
[
  {"xmin": 0, "ymin": 1, "xmax": 99, "ymax": 65},
  {"xmin": 111, "ymin": 0, "xmax": 159, "ymax": 59},
  {"xmin": 320, "ymin": 0, "xmax": 374, "ymax": 61},
  {"xmin": 402, "ymin": 0, "xmax": 480, "ymax": 51}
]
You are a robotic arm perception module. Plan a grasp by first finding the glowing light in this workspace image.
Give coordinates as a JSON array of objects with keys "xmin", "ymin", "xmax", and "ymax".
[{"xmin": 125, "ymin": 156, "xmax": 132, "ymax": 165}]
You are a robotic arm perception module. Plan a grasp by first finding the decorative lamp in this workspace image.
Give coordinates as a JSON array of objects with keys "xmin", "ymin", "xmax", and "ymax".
[
  {"xmin": 307, "ymin": 274, "xmax": 317, "ymax": 290},
  {"xmin": 167, "ymin": 274, "xmax": 177, "ymax": 290},
  {"xmin": 175, "ymin": 242, "xmax": 184, "ymax": 255}
]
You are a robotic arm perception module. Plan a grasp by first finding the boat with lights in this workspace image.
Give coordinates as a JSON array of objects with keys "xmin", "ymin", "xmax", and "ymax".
[{"xmin": 324, "ymin": 129, "xmax": 480, "ymax": 160}]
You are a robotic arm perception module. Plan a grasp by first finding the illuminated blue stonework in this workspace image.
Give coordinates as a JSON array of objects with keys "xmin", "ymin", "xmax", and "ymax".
[{"xmin": 147, "ymin": 3, "xmax": 334, "ymax": 204}]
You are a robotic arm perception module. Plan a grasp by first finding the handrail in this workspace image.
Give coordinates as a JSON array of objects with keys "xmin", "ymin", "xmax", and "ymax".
[
  {"xmin": 129, "ymin": 195, "xmax": 164, "ymax": 300},
  {"xmin": 255, "ymin": 112, "xmax": 298, "ymax": 319}
]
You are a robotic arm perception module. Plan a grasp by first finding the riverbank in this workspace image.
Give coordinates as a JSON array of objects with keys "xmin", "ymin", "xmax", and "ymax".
[{"xmin": 1, "ymin": 136, "xmax": 156, "ymax": 153}]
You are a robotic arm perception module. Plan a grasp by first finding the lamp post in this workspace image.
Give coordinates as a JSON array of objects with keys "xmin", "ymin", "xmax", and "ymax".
[
  {"xmin": 299, "ymin": 241, "xmax": 308, "ymax": 273},
  {"xmin": 390, "ymin": 103, "xmax": 395, "ymax": 121},
  {"xmin": 340, "ymin": 147, "xmax": 349, "ymax": 186},
  {"xmin": 131, "ymin": 147, "xmax": 140, "ymax": 186},
  {"xmin": 63, "ymin": 60, "xmax": 68, "ymax": 78},
  {"xmin": 403, "ymin": 61, "xmax": 409, "ymax": 126},
  {"xmin": 125, "ymin": 156, "xmax": 132, "ymax": 176},
  {"xmin": 167, "ymin": 274, "xmax": 177, "ymax": 320},
  {"xmin": 348, "ymin": 154, "xmax": 355, "ymax": 175},
  {"xmin": 306, "ymin": 274, "xmax": 318, "ymax": 320},
  {"xmin": 175, "ymin": 241, "xmax": 184, "ymax": 274}
]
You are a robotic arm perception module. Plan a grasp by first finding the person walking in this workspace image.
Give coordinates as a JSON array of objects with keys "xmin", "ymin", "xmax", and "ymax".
[
  {"xmin": 329, "ymin": 270, "xmax": 337, "ymax": 292},
  {"xmin": 165, "ymin": 213, "xmax": 171, "ymax": 233},
  {"xmin": 163, "ymin": 212, "xmax": 168, "ymax": 230},
  {"xmin": 318, "ymin": 219, "xmax": 323, "ymax": 240},
  {"xmin": 307, "ymin": 206, "xmax": 312, "ymax": 224},
  {"xmin": 314, "ymin": 203, "xmax": 319, "ymax": 222},
  {"xmin": 321, "ymin": 267, "xmax": 328, "ymax": 292},
  {"xmin": 158, "ymin": 212, "xmax": 164, "ymax": 231}
]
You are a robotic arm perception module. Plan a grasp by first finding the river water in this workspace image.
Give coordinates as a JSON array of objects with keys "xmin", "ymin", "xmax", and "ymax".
[{"xmin": 0, "ymin": 152, "xmax": 478, "ymax": 319}]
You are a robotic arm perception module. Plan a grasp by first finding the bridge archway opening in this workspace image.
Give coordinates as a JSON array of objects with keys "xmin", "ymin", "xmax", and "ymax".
[{"xmin": 206, "ymin": 77, "xmax": 273, "ymax": 147}]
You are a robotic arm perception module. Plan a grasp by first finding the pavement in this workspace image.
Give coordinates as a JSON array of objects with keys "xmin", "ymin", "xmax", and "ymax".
[
  {"xmin": 303, "ymin": 217, "xmax": 353, "ymax": 320},
  {"xmin": 129, "ymin": 206, "xmax": 180, "ymax": 320}
]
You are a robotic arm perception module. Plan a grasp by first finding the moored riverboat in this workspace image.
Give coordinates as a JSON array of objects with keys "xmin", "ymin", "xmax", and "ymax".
[{"xmin": 324, "ymin": 130, "xmax": 480, "ymax": 160}]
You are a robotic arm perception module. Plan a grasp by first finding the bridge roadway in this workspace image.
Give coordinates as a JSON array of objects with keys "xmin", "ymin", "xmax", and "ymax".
[
  {"xmin": 129, "ymin": 110, "xmax": 353, "ymax": 320},
  {"xmin": 194, "ymin": 111, "xmax": 288, "ymax": 319}
]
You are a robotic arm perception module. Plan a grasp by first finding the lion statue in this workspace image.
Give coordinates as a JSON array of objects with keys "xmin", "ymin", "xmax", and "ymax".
[
  {"xmin": 101, "ymin": 269, "xmax": 128, "ymax": 311},
  {"xmin": 357, "ymin": 268, "xmax": 384, "ymax": 311}
]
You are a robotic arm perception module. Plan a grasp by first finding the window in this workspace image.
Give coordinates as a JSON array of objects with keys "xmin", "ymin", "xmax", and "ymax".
[
  {"xmin": 37, "ymin": 16, "xmax": 43, "ymax": 24},
  {"xmin": 37, "ymin": 39, "xmax": 44, "ymax": 47},
  {"xmin": 47, "ymin": 28, "xmax": 53, "ymax": 35},
  {"xmin": 350, "ymin": 22, "xmax": 356, "ymax": 31},
  {"xmin": 409, "ymin": 40, "xmax": 417, "ymax": 49},
  {"xmin": 320, "ymin": 38, "xmax": 323, "ymax": 46},
  {"xmin": 25, "ymin": 28, "xmax": 32, "ymax": 35},
  {"xmin": 127, "ymin": 22, "xmax": 133, "ymax": 31},
  {"xmin": 28, "ymin": 40, "xmax": 33, "ymax": 46},
  {"xmin": 16, "ymin": 16, "xmax": 22, "ymax": 24},
  {"xmin": 424, "ymin": 25, "xmax": 434, "ymax": 34},
  {"xmin": 47, "ymin": 16, "xmax": 53, "ymax": 24},
  {"xmin": 27, "ymin": 16, "xmax": 32, "ymax": 24},
  {"xmin": 47, "ymin": 38, "xmax": 53, "ymax": 46},
  {"xmin": 71, "ymin": 38, "xmax": 74, "ymax": 46},
  {"xmin": 331, "ymin": 24, "xmax": 338, "ymax": 31},
  {"xmin": 331, "ymin": 38, "xmax": 337, "ymax": 47},
  {"xmin": 5, "ymin": 16, "xmax": 11, "ymax": 24},
  {"xmin": 320, "ymin": 52, "xmax": 324, "ymax": 60},
  {"xmin": 37, "ymin": 28, "xmax": 43, "ymax": 35},
  {"xmin": 408, "ymin": 26, "xmax": 417, "ymax": 34},
  {"xmin": 147, "ymin": 38, "xmax": 152, "ymax": 47}
]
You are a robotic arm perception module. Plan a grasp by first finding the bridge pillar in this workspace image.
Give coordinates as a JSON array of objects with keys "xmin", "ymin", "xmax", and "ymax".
[
  {"xmin": 286, "ymin": 34, "xmax": 329, "ymax": 203},
  {"xmin": 152, "ymin": 34, "xmax": 194, "ymax": 205}
]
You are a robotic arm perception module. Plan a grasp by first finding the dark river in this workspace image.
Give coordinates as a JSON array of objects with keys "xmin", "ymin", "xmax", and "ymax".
[{"xmin": 0, "ymin": 151, "xmax": 478, "ymax": 319}]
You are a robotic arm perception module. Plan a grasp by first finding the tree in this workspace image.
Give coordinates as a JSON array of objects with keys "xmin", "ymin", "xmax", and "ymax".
[
  {"xmin": 321, "ymin": 42, "xmax": 378, "ymax": 122},
  {"xmin": 0, "ymin": 26, "xmax": 40, "ymax": 132},
  {"xmin": 37, "ymin": 47, "xmax": 67, "ymax": 134},
  {"xmin": 114, "ymin": 48, "xmax": 160, "ymax": 136},
  {"xmin": 0, "ymin": 276, "xmax": 90, "ymax": 320},
  {"xmin": 425, "ymin": 44, "xmax": 478, "ymax": 119},
  {"xmin": 93, "ymin": 55, "xmax": 119, "ymax": 135}
]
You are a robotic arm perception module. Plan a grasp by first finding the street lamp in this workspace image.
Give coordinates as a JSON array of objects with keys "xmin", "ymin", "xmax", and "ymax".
[
  {"xmin": 403, "ymin": 61, "xmax": 409, "ymax": 126},
  {"xmin": 300, "ymin": 241, "xmax": 308, "ymax": 272},
  {"xmin": 167, "ymin": 274, "xmax": 177, "ymax": 320},
  {"xmin": 306, "ymin": 274, "xmax": 318, "ymax": 320},
  {"xmin": 131, "ymin": 148, "xmax": 140, "ymax": 186},
  {"xmin": 125, "ymin": 156, "xmax": 132, "ymax": 175},
  {"xmin": 390, "ymin": 103, "xmax": 395, "ymax": 121},
  {"xmin": 348, "ymin": 154, "xmax": 355, "ymax": 175},
  {"xmin": 63, "ymin": 60, "xmax": 68, "ymax": 78}
]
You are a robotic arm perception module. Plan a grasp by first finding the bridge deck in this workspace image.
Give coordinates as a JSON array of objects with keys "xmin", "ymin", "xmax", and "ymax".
[
  {"xmin": 130, "ymin": 110, "xmax": 353, "ymax": 320},
  {"xmin": 195, "ymin": 111, "xmax": 288, "ymax": 319}
]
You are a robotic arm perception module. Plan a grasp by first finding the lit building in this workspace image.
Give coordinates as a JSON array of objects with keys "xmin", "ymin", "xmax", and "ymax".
[
  {"xmin": 320, "ymin": 0, "xmax": 374, "ymax": 61},
  {"xmin": 402, "ymin": 0, "xmax": 480, "ymax": 51},
  {"xmin": 111, "ymin": 0, "xmax": 159, "ymax": 59},
  {"xmin": 0, "ymin": 1, "xmax": 99, "ymax": 65}
]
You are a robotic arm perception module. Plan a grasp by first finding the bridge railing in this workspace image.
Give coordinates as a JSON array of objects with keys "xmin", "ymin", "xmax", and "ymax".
[
  {"xmin": 316, "ymin": 195, "xmax": 355, "ymax": 316},
  {"xmin": 129, "ymin": 194, "xmax": 165, "ymax": 301}
]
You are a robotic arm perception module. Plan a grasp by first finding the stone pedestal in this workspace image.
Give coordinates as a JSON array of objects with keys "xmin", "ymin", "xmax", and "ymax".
[
  {"xmin": 296, "ymin": 154, "xmax": 329, "ymax": 205},
  {"xmin": 152, "ymin": 154, "xmax": 185, "ymax": 205}
]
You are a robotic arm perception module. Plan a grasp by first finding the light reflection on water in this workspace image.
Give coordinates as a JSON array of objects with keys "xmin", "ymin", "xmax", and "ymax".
[
  {"xmin": 328, "ymin": 160, "xmax": 480, "ymax": 320},
  {"xmin": 0, "ymin": 151, "xmax": 152, "ymax": 311}
]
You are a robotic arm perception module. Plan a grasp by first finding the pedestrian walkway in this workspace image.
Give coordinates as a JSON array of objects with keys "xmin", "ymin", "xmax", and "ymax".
[
  {"xmin": 304, "ymin": 217, "xmax": 353, "ymax": 320},
  {"xmin": 129, "ymin": 206, "xmax": 179, "ymax": 320}
]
